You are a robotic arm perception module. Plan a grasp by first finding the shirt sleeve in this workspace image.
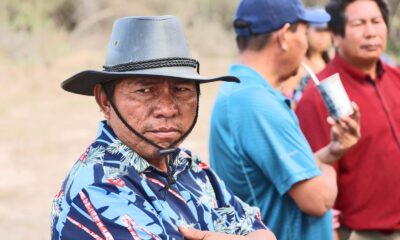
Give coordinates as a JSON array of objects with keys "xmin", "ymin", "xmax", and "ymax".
[
  {"xmin": 229, "ymin": 88, "xmax": 320, "ymax": 195},
  {"xmin": 54, "ymin": 182, "xmax": 179, "ymax": 240}
]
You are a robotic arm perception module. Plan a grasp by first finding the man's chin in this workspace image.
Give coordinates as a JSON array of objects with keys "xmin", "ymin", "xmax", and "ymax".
[
  {"xmin": 359, "ymin": 54, "xmax": 381, "ymax": 64},
  {"xmin": 151, "ymin": 138, "xmax": 182, "ymax": 149}
]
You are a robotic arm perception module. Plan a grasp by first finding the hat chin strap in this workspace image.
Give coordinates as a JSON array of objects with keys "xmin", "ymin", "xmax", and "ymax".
[{"xmin": 102, "ymin": 83, "xmax": 199, "ymax": 186}]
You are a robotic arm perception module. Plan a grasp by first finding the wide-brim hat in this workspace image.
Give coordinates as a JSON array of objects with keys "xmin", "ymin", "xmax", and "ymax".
[{"xmin": 62, "ymin": 15, "xmax": 239, "ymax": 96}]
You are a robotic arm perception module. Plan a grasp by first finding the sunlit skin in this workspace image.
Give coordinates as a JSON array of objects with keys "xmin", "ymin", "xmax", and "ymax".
[
  {"xmin": 280, "ymin": 25, "xmax": 332, "ymax": 98},
  {"xmin": 307, "ymin": 27, "xmax": 331, "ymax": 55},
  {"xmin": 333, "ymin": 0, "xmax": 387, "ymax": 77},
  {"xmin": 282, "ymin": 22, "xmax": 309, "ymax": 81},
  {"xmin": 304, "ymin": 26, "xmax": 332, "ymax": 75},
  {"xmin": 94, "ymin": 78, "xmax": 198, "ymax": 172}
]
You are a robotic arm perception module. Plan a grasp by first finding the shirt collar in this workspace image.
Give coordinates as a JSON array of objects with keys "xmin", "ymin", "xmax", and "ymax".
[
  {"xmin": 230, "ymin": 64, "xmax": 271, "ymax": 87},
  {"xmin": 331, "ymin": 53, "xmax": 385, "ymax": 83},
  {"xmin": 96, "ymin": 121, "xmax": 194, "ymax": 175},
  {"xmin": 229, "ymin": 64, "xmax": 290, "ymax": 104}
]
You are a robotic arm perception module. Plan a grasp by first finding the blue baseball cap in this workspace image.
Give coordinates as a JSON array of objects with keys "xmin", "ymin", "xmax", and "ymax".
[
  {"xmin": 234, "ymin": 0, "xmax": 331, "ymax": 37},
  {"xmin": 308, "ymin": 7, "xmax": 330, "ymax": 29}
]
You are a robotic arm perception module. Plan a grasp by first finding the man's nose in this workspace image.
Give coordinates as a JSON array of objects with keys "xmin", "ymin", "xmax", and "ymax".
[
  {"xmin": 364, "ymin": 22, "xmax": 377, "ymax": 38},
  {"xmin": 152, "ymin": 89, "xmax": 179, "ymax": 118}
]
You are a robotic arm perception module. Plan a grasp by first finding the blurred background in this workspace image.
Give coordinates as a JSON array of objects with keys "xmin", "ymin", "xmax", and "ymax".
[{"xmin": 0, "ymin": 0, "xmax": 398, "ymax": 239}]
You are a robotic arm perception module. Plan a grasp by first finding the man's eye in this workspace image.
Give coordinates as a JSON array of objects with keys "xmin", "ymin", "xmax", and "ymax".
[
  {"xmin": 177, "ymin": 87, "xmax": 189, "ymax": 92},
  {"xmin": 348, "ymin": 18, "xmax": 366, "ymax": 26},
  {"xmin": 372, "ymin": 18, "xmax": 384, "ymax": 24},
  {"xmin": 137, "ymin": 88, "xmax": 151, "ymax": 93},
  {"xmin": 176, "ymin": 87, "xmax": 195, "ymax": 94},
  {"xmin": 350, "ymin": 21, "xmax": 363, "ymax": 27}
]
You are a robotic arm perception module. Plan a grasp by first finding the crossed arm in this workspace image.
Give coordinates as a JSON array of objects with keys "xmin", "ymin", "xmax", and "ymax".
[{"xmin": 179, "ymin": 226, "xmax": 276, "ymax": 240}]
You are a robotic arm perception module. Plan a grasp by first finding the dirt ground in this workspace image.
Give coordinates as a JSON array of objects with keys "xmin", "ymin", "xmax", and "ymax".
[{"xmin": 0, "ymin": 30, "xmax": 235, "ymax": 239}]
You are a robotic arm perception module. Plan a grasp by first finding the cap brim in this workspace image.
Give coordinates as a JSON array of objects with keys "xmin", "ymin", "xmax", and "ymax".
[
  {"xmin": 62, "ymin": 67, "xmax": 240, "ymax": 96},
  {"xmin": 301, "ymin": 8, "xmax": 331, "ymax": 25}
]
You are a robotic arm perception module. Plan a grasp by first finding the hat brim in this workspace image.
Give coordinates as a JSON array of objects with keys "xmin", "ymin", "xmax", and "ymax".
[
  {"xmin": 301, "ymin": 8, "xmax": 331, "ymax": 25},
  {"xmin": 62, "ymin": 66, "xmax": 240, "ymax": 96}
]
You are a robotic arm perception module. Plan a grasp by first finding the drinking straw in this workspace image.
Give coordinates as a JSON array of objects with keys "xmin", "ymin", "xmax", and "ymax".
[{"xmin": 301, "ymin": 62, "xmax": 320, "ymax": 85}]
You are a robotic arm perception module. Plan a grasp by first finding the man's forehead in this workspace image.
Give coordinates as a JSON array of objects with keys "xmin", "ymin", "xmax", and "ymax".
[
  {"xmin": 344, "ymin": 0, "xmax": 383, "ymax": 21},
  {"xmin": 118, "ymin": 77, "xmax": 196, "ymax": 85}
]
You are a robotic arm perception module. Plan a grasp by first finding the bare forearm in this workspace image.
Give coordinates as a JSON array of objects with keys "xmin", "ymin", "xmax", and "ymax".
[
  {"xmin": 289, "ymin": 159, "xmax": 337, "ymax": 216},
  {"xmin": 317, "ymin": 161, "xmax": 338, "ymax": 208},
  {"xmin": 179, "ymin": 226, "xmax": 276, "ymax": 240},
  {"xmin": 246, "ymin": 229, "xmax": 276, "ymax": 240},
  {"xmin": 314, "ymin": 150, "xmax": 338, "ymax": 202},
  {"xmin": 315, "ymin": 143, "xmax": 343, "ymax": 165}
]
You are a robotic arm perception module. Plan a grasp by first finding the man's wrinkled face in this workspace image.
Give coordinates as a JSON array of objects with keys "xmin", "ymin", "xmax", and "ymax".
[
  {"xmin": 334, "ymin": 0, "xmax": 387, "ymax": 65},
  {"xmin": 105, "ymin": 77, "xmax": 197, "ymax": 161}
]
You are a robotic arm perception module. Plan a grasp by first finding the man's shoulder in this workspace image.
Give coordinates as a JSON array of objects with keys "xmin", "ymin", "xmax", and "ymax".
[
  {"xmin": 383, "ymin": 62, "xmax": 400, "ymax": 79},
  {"xmin": 217, "ymin": 81, "xmax": 280, "ymax": 108},
  {"xmin": 317, "ymin": 63, "xmax": 340, "ymax": 80},
  {"xmin": 61, "ymin": 144, "xmax": 110, "ymax": 200}
]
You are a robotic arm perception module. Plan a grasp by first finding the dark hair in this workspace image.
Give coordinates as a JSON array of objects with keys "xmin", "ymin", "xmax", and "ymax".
[
  {"xmin": 102, "ymin": 80, "xmax": 117, "ymax": 100},
  {"xmin": 326, "ymin": 0, "xmax": 389, "ymax": 37},
  {"xmin": 236, "ymin": 33, "xmax": 272, "ymax": 52},
  {"xmin": 235, "ymin": 22, "xmax": 301, "ymax": 52}
]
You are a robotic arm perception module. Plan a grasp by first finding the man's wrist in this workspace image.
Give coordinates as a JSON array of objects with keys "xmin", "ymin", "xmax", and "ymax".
[{"xmin": 328, "ymin": 143, "xmax": 344, "ymax": 160}]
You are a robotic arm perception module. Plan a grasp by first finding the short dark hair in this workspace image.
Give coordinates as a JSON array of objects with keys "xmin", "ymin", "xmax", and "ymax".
[
  {"xmin": 236, "ymin": 33, "xmax": 272, "ymax": 53},
  {"xmin": 326, "ymin": 0, "xmax": 389, "ymax": 37},
  {"xmin": 235, "ymin": 22, "xmax": 302, "ymax": 52}
]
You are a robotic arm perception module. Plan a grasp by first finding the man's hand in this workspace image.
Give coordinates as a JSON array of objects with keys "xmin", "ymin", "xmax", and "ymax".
[
  {"xmin": 328, "ymin": 101, "xmax": 361, "ymax": 157},
  {"xmin": 179, "ymin": 226, "xmax": 276, "ymax": 240},
  {"xmin": 179, "ymin": 226, "xmax": 243, "ymax": 240}
]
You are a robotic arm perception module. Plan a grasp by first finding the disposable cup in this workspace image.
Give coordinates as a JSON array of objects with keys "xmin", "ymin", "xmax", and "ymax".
[{"xmin": 317, "ymin": 73, "xmax": 353, "ymax": 119}]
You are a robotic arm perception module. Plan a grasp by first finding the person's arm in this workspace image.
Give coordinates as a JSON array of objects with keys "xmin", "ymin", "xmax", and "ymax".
[
  {"xmin": 190, "ymin": 162, "xmax": 273, "ymax": 239},
  {"xmin": 315, "ymin": 102, "xmax": 361, "ymax": 164},
  {"xmin": 288, "ymin": 162, "xmax": 337, "ymax": 216},
  {"xmin": 179, "ymin": 227, "xmax": 276, "ymax": 240},
  {"xmin": 56, "ymin": 184, "xmax": 175, "ymax": 240},
  {"xmin": 289, "ymin": 103, "xmax": 361, "ymax": 217}
]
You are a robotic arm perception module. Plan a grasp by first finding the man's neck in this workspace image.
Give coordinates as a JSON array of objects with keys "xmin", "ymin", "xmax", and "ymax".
[
  {"xmin": 146, "ymin": 156, "xmax": 168, "ymax": 172},
  {"xmin": 339, "ymin": 52, "xmax": 378, "ymax": 79},
  {"xmin": 307, "ymin": 52, "xmax": 327, "ymax": 73},
  {"xmin": 357, "ymin": 62, "xmax": 378, "ymax": 80},
  {"xmin": 239, "ymin": 50, "xmax": 281, "ymax": 88}
]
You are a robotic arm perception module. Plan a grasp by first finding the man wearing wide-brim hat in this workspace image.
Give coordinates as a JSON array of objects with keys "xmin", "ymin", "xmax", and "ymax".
[{"xmin": 50, "ymin": 15, "xmax": 276, "ymax": 240}]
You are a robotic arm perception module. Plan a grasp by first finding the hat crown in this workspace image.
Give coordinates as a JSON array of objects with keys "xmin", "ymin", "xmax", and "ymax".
[
  {"xmin": 105, "ymin": 16, "xmax": 191, "ymax": 67},
  {"xmin": 61, "ymin": 15, "xmax": 239, "ymax": 96}
]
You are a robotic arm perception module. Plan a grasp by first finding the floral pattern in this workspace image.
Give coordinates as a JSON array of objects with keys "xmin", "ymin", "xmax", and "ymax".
[{"xmin": 51, "ymin": 121, "xmax": 267, "ymax": 240}]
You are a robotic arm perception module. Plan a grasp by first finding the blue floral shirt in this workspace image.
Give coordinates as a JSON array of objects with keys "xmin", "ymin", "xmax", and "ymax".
[{"xmin": 51, "ymin": 121, "xmax": 267, "ymax": 240}]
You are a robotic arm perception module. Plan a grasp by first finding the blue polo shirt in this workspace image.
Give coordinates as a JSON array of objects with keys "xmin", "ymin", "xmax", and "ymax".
[{"xmin": 209, "ymin": 64, "xmax": 333, "ymax": 240}]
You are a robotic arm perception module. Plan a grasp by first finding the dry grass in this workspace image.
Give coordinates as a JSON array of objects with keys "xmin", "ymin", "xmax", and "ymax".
[{"xmin": 0, "ymin": 4, "xmax": 237, "ymax": 238}]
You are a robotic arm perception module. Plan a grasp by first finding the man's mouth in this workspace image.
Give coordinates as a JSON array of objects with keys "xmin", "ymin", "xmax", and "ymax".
[
  {"xmin": 145, "ymin": 128, "xmax": 181, "ymax": 139},
  {"xmin": 361, "ymin": 44, "xmax": 381, "ymax": 51}
]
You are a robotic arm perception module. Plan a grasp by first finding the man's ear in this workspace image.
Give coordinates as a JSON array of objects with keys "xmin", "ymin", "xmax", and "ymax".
[
  {"xmin": 276, "ymin": 23, "xmax": 292, "ymax": 51},
  {"xmin": 94, "ymin": 84, "xmax": 111, "ymax": 120}
]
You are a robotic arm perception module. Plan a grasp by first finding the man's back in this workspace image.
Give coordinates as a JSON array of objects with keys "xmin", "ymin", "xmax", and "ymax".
[{"xmin": 210, "ymin": 64, "xmax": 333, "ymax": 240}]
